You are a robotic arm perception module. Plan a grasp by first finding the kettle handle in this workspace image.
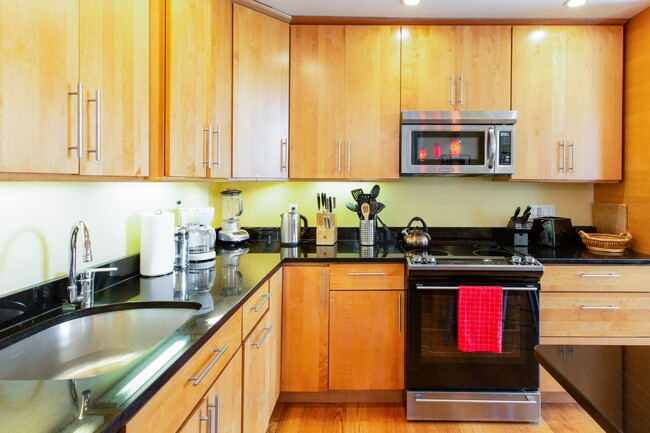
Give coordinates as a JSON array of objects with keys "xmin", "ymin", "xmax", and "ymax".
[
  {"xmin": 299, "ymin": 214, "xmax": 309, "ymax": 237},
  {"xmin": 406, "ymin": 216, "xmax": 428, "ymax": 232}
]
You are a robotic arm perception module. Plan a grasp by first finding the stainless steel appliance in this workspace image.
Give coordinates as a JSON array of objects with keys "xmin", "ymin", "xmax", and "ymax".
[
  {"xmin": 401, "ymin": 111, "xmax": 517, "ymax": 176},
  {"xmin": 404, "ymin": 240, "xmax": 543, "ymax": 422},
  {"xmin": 280, "ymin": 204, "xmax": 308, "ymax": 246},
  {"xmin": 218, "ymin": 188, "xmax": 250, "ymax": 243}
]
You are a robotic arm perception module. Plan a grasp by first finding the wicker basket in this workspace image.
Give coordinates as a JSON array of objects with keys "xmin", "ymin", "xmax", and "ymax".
[{"xmin": 578, "ymin": 230, "xmax": 632, "ymax": 253}]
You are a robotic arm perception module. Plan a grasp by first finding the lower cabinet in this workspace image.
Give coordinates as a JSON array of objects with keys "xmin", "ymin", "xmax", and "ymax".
[
  {"xmin": 243, "ymin": 311, "xmax": 274, "ymax": 433},
  {"xmin": 179, "ymin": 347, "xmax": 243, "ymax": 433},
  {"xmin": 281, "ymin": 263, "xmax": 405, "ymax": 393}
]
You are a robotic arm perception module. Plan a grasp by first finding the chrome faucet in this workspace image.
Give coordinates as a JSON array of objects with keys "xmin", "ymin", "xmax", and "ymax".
[{"xmin": 67, "ymin": 221, "xmax": 116, "ymax": 309}]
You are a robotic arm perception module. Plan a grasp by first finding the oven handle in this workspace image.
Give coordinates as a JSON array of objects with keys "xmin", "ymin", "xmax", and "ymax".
[
  {"xmin": 414, "ymin": 395, "xmax": 538, "ymax": 405},
  {"xmin": 415, "ymin": 284, "xmax": 538, "ymax": 291}
]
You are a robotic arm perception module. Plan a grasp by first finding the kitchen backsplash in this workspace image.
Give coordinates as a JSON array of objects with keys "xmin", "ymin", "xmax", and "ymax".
[{"xmin": 0, "ymin": 178, "xmax": 592, "ymax": 296}]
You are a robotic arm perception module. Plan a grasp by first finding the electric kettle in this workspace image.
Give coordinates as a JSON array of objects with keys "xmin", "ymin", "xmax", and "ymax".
[{"xmin": 280, "ymin": 204, "xmax": 308, "ymax": 246}]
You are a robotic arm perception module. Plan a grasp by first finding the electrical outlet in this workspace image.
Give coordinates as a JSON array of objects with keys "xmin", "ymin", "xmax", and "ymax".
[{"xmin": 528, "ymin": 204, "xmax": 556, "ymax": 219}]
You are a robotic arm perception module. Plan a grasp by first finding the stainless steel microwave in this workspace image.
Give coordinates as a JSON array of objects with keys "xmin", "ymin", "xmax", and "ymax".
[{"xmin": 400, "ymin": 110, "xmax": 517, "ymax": 176}]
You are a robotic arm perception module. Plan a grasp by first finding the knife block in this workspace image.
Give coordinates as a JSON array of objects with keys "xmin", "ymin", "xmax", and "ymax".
[
  {"xmin": 503, "ymin": 217, "xmax": 531, "ymax": 247},
  {"xmin": 316, "ymin": 212, "xmax": 337, "ymax": 245}
]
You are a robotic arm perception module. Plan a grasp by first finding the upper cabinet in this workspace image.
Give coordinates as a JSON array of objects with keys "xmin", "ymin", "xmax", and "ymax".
[
  {"xmin": 511, "ymin": 26, "xmax": 623, "ymax": 182},
  {"xmin": 0, "ymin": 0, "xmax": 149, "ymax": 177},
  {"xmin": 232, "ymin": 4, "xmax": 289, "ymax": 179},
  {"xmin": 401, "ymin": 26, "xmax": 512, "ymax": 111},
  {"xmin": 166, "ymin": 0, "xmax": 232, "ymax": 179},
  {"xmin": 289, "ymin": 25, "xmax": 401, "ymax": 180}
]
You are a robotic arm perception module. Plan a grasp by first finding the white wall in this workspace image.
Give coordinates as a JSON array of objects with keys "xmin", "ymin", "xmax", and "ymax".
[{"xmin": 0, "ymin": 182, "xmax": 214, "ymax": 296}]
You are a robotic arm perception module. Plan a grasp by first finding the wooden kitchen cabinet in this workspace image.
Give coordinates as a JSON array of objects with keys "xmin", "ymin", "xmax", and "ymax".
[
  {"xmin": 268, "ymin": 269, "xmax": 283, "ymax": 407},
  {"xmin": 243, "ymin": 311, "xmax": 274, "ymax": 433},
  {"xmin": 166, "ymin": 0, "xmax": 232, "ymax": 179},
  {"xmin": 179, "ymin": 347, "xmax": 243, "ymax": 433},
  {"xmin": 232, "ymin": 4, "xmax": 289, "ymax": 179},
  {"xmin": 511, "ymin": 26, "xmax": 623, "ymax": 181},
  {"xmin": 281, "ymin": 265, "xmax": 330, "ymax": 392},
  {"xmin": 289, "ymin": 25, "xmax": 401, "ymax": 180},
  {"xmin": 401, "ymin": 25, "xmax": 511, "ymax": 111},
  {"xmin": 0, "ymin": 0, "xmax": 149, "ymax": 177},
  {"xmin": 329, "ymin": 290, "xmax": 405, "ymax": 390},
  {"xmin": 125, "ymin": 310, "xmax": 242, "ymax": 433}
]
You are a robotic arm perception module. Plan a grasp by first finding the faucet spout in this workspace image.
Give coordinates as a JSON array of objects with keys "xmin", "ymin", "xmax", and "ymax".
[{"xmin": 68, "ymin": 221, "xmax": 93, "ymax": 306}]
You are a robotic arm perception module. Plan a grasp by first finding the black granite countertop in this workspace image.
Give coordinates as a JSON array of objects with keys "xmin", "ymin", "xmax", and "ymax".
[
  {"xmin": 535, "ymin": 345, "xmax": 650, "ymax": 433},
  {"xmin": 1, "ymin": 227, "xmax": 649, "ymax": 432}
]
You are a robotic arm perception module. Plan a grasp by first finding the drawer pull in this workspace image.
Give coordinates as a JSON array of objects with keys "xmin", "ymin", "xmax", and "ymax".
[
  {"xmin": 251, "ymin": 293, "xmax": 271, "ymax": 313},
  {"xmin": 581, "ymin": 305, "xmax": 621, "ymax": 310},
  {"xmin": 251, "ymin": 325, "xmax": 273, "ymax": 349},
  {"xmin": 347, "ymin": 272, "xmax": 387, "ymax": 276},
  {"xmin": 189, "ymin": 344, "xmax": 230, "ymax": 386},
  {"xmin": 580, "ymin": 273, "xmax": 621, "ymax": 278}
]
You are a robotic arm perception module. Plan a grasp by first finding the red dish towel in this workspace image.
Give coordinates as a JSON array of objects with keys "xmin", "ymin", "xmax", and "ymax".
[{"xmin": 457, "ymin": 286, "xmax": 503, "ymax": 353}]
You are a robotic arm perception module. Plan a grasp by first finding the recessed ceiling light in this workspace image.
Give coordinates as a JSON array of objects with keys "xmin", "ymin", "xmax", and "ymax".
[
  {"xmin": 564, "ymin": 0, "xmax": 587, "ymax": 8},
  {"xmin": 401, "ymin": 0, "xmax": 421, "ymax": 6}
]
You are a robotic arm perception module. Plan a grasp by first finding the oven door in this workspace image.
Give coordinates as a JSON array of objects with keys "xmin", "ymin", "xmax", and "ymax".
[
  {"xmin": 406, "ymin": 281, "xmax": 540, "ymax": 392},
  {"xmin": 401, "ymin": 124, "xmax": 494, "ymax": 175}
]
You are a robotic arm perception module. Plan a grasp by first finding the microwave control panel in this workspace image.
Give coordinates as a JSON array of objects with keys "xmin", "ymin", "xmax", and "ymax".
[{"xmin": 499, "ymin": 130, "xmax": 512, "ymax": 165}]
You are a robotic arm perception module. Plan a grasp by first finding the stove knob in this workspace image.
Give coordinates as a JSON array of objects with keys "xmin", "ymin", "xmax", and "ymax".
[
  {"xmin": 425, "ymin": 256, "xmax": 437, "ymax": 264},
  {"xmin": 524, "ymin": 255, "xmax": 536, "ymax": 264},
  {"xmin": 411, "ymin": 255, "xmax": 423, "ymax": 264},
  {"xmin": 511, "ymin": 255, "xmax": 522, "ymax": 264}
]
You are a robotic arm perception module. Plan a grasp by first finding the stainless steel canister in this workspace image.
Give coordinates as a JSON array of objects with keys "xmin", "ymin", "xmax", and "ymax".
[{"xmin": 359, "ymin": 219, "xmax": 377, "ymax": 246}]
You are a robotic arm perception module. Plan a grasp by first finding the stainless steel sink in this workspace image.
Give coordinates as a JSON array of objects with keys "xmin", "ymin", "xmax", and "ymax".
[{"xmin": 0, "ymin": 303, "xmax": 199, "ymax": 380}]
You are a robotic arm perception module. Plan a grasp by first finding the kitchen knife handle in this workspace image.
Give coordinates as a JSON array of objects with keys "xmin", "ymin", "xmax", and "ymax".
[
  {"xmin": 86, "ymin": 89, "xmax": 101, "ymax": 161},
  {"xmin": 68, "ymin": 82, "xmax": 84, "ymax": 158},
  {"xmin": 559, "ymin": 140, "xmax": 566, "ymax": 172},
  {"xmin": 189, "ymin": 344, "xmax": 229, "ymax": 386}
]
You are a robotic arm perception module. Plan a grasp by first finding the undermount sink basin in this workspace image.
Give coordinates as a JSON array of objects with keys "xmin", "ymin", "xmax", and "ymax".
[{"xmin": 0, "ymin": 303, "xmax": 199, "ymax": 380}]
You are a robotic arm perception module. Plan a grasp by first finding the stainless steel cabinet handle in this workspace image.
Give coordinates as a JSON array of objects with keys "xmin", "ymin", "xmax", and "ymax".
[
  {"xmin": 280, "ymin": 138, "xmax": 288, "ymax": 171},
  {"xmin": 347, "ymin": 139, "xmax": 351, "ymax": 172},
  {"xmin": 199, "ymin": 412, "xmax": 212, "ymax": 433},
  {"xmin": 212, "ymin": 126, "xmax": 221, "ymax": 169},
  {"xmin": 68, "ymin": 82, "xmax": 84, "ymax": 158},
  {"xmin": 559, "ymin": 140, "xmax": 565, "ymax": 172},
  {"xmin": 449, "ymin": 73, "xmax": 455, "ymax": 106},
  {"xmin": 251, "ymin": 325, "xmax": 272, "ymax": 348},
  {"xmin": 251, "ymin": 293, "xmax": 271, "ymax": 313},
  {"xmin": 188, "ymin": 344, "xmax": 229, "ymax": 386},
  {"xmin": 347, "ymin": 272, "xmax": 387, "ymax": 276},
  {"xmin": 203, "ymin": 124, "xmax": 213, "ymax": 167},
  {"xmin": 569, "ymin": 140, "xmax": 575, "ymax": 172},
  {"xmin": 321, "ymin": 270, "xmax": 326, "ymax": 309},
  {"xmin": 86, "ymin": 90, "xmax": 101, "ymax": 161},
  {"xmin": 458, "ymin": 72, "xmax": 464, "ymax": 106},
  {"xmin": 581, "ymin": 305, "xmax": 621, "ymax": 310},
  {"xmin": 398, "ymin": 293, "xmax": 402, "ymax": 333},
  {"xmin": 580, "ymin": 273, "xmax": 621, "ymax": 278},
  {"xmin": 214, "ymin": 395, "xmax": 221, "ymax": 433},
  {"xmin": 337, "ymin": 139, "xmax": 342, "ymax": 173},
  {"xmin": 416, "ymin": 284, "xmax": 537, "ymax": 291},
  {"xmin": 487, "ymin": 127, "xmax": 496, "ymax": 169}
]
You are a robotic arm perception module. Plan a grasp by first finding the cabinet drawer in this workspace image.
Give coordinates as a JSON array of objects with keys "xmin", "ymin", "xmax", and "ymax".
[
  {"xmin": 541, "ymin": 265, "xmax": 650, "ymax": 293},
  {"xmin": 330, "ymin": 263, "xmax": 404, "ymax": 291},
  {"xmin": 125, "ymin": 309, "xmax": 242, "ymax": 433},
  {"xmin": 540, "ymin": 292, "xmax": 650, "ymax": 337},
  {"xmin": 242, "ymin": 280, "xmax": 271, "ymax": 339}
]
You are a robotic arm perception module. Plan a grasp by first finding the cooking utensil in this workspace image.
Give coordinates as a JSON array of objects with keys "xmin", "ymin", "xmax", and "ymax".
[
  {"xmin": 351, "ymin": 188, "xmax": 364, "ymax": 203},
  {"xmin": 375, "ymin": 202, "xmax": 386, "ymax": 214},
  {"xmin": 357, "ymin": 193, "xmax": 372, "ymax": 205},
  {"xmin": 370, "ymin": 184, "xmax": 380, "ymax": 201},
  {"xmin": 346, "ymin": 202, "xmax": 361, "ymax": 218},
  {"xmin": 369, "ymin": 201, "xmax": 379, "ymax": 219},
  {"xmin": 513, "ymin": 206, "xmax": 521, "ymax": 219},
  {"xmin": 360, "ymin": 203, "xmax": 370, "ymax": 221},
  {"xmin": 402, "ymin": 216, "xmax": 431, "ymax": 248}
]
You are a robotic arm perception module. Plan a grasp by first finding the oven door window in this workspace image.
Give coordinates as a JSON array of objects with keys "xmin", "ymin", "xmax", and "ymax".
[
  {"xmin": 410, "ymin": 127, "xmax": 488, "ymax": 167},
  {"xmin": 406, "ymin": 287, "xmax": 540, "ymax": 391}
]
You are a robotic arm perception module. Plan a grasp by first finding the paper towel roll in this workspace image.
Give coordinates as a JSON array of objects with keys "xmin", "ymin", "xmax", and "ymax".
[{"xmin": 140, "ymin": 211, "xmax": 175, "ymax": 276}]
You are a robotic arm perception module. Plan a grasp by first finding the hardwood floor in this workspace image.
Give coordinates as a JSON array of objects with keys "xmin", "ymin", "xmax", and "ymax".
[{"xmin": 268, "ymin": 403, "xmax": 605, "ymax": 433}]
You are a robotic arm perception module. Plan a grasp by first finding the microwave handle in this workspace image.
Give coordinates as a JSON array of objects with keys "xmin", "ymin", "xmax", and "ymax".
[{"xmin": 488, "ymin": 127, "xmax": 496, "ymax": 169}]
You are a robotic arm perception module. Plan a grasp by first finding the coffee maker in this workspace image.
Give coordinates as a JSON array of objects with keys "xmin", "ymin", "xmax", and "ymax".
[
  {"xmin": 218, "ymin": 189, "xmax": 250, "ymax": 243},
  {"xmin": 179, "ymin": 207, "xmax": 216, "ymax": 262}
]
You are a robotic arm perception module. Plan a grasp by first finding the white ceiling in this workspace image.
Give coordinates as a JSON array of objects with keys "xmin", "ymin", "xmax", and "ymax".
[{"xmin": 260, "ymin": 0, "xmax": 650, "ymax": 20}]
